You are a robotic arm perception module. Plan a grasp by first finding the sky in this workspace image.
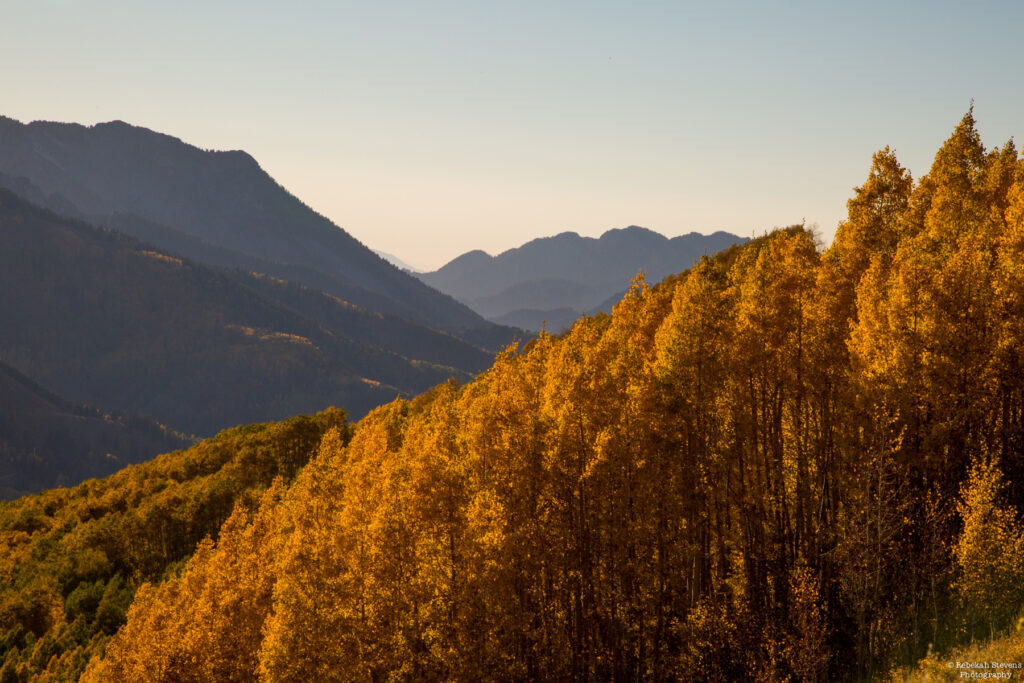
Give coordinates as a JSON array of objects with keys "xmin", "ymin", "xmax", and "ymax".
[{"xmin": 3, "ymin": 1, "xmax": 1023, "ymax": 271}]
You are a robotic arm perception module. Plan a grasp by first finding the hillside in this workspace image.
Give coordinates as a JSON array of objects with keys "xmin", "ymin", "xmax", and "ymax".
[
  {"xmin": 0, "ymin": 360, "xmax": 191, "ymax": 499},
  {"xmin": 419, "ymin": 226, "xmax": 746, "ymax": 331},
  {"xmin": 0, "ymin": 409, "xmax": 347, "ymax": 683},
  {"xmin": 0, "ymin": 189, "xmax": 486, "ymax": 436},
  {"xmin": 892, "ymin": 628, "xmax": 1024, "ymax": 681},
  {"xmin": 0, "ymin": 113, "xmax": 1020, "ymax": 682},
  {"xmin": 73, "ymin": 112, "xmax": 1024, "ymax": 682},
  {"xmin": 0, "ymin": 116, "xmax": 518, "ymax": 346}
]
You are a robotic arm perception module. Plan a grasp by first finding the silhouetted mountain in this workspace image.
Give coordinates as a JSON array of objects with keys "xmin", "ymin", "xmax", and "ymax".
[
  {"xmin": 593, "ymin": 289, "xmax": 628, "ymax": 314},
  {"xmin": 489, "ymin": 307, "xmax": 580, "ymax": 333},
  {"xmin": 419, "ymin": 226, "xmax": 747, "ymax": 331},
  {"xmin": 470, "ymin": 278, "xmax": 604, "ymax": 319},
  {"xmin": 0, "ymin": 116, "xmax": 518, "ymax": 348},
  {"xmin": 372, "ymin": 249, "xmax": 421, "ymax": 273},
  {"xmin": 0, "ymin": 359, "xmax": 192, "ymax": 499},
  {"xmin": 0, "ymin": 189, "xmax": 487, "ymax": 436}
]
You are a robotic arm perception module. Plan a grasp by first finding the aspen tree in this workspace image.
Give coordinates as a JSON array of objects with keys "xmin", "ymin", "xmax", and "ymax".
[{"xmin": 953, "ymin": 457, "xmax": 1024, "ymax": 640}]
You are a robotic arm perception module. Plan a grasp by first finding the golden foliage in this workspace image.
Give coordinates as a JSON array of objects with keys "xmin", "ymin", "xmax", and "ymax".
[{"xmin": 10, "ymin": 113, "xmax": 1024, "ymax": 682}]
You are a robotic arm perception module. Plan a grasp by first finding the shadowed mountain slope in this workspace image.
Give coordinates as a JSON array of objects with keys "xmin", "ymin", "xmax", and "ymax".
[
  {"xmin": 0, "ymin": 189, "xmax": 482, "ymax": 436},
  {"xmin": 0, "ymin": 360, "xmax": 192, "ymax": 499},
  {"xmin": 0, "ymin": 116, "xmax": 518, "ymax": 347}
]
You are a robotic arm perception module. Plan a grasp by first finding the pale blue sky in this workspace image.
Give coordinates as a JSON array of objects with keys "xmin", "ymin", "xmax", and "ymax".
[{"xmin": 3, "ymin": 1, "xmax": 1022, "ymax": 269}]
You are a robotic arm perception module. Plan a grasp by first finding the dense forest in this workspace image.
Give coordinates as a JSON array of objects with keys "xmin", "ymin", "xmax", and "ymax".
[
  {"xmin": 0, "ymin": 409, "xmax": 348, "ymax": 682},
  {"xmin": 2, "ymin": 111, "xmax": 1022, "ymax": 681}
]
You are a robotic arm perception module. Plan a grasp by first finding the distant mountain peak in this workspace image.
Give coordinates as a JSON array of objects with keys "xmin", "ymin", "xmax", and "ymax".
[
  {"xmin": 603, "ymin": 224, "xmax": 655, "ymax": 235},
  {"xmin": 419, "ymin": 226, "xmax": 750, "ymax": 332},
  {"xmin": 445, "ymin": 249, "xmax": 493, "ymax": 268},
  {"xmin": 92, "ymin": 118, "xmax": 175, "ymax": 138},
  {"xmin": 550, "ymin": 230, "xmax": 582, "ymax": 240},
  {"xmin": 372, "ymin": 249, "xmax": 422, "ymax": 273},
  {"xmin": 599, "ymin": 225, "xmax": 667, "ymax": 246}
]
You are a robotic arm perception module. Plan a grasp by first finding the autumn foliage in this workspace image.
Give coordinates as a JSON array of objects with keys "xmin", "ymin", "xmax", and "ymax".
[
  {"xmin": 0, "ymin": 410, "xmax": 348, "ymax": 682},
  {"xmin": 5, "ymin": 112, "xmax": 1024, "ymax": 681}
]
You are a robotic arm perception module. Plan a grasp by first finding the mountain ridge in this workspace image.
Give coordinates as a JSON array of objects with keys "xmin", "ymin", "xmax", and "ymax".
[
  {"xmin": 0, "ymin": 188, "xmax": 487, "ymax": 436},
  {"xmin": 0, "ymin": 116, "xmax": 519, "ymax": 346},
  {"xmin": 419, "ymin": 225, "xmax": 747, "ymax": 330},
  {"xmin": 0, "ymin": 357, "xmax": 192, "ymax": 499}
]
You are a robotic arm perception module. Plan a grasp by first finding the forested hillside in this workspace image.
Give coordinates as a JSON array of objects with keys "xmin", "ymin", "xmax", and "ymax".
[
  {"xmin": 0, "ymin": 360, "xmax": 191, "ymax": 498},
  {"xmin": 56, "ymin": 112, "xmax": 1024, "ymax": 681},
  {"xmin": 2, "ymin": 112, "xmax": 1020, "ymax": 681},
  {"xmin": 0, "ymin": 189, "xmax": 490, "ymax": 436},
  {"xmin": 0, "ymin": 409, "xmax": 348, "ymax": 682}
]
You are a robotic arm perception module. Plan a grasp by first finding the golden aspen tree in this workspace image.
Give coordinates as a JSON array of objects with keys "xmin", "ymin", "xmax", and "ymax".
[
  {"xmin": 397, "ymin": 383, "xmax": 469, "ymax": 678},
  {"xmin": 83, "ymin": 482, "xmax": 286, "ymax": 683},
  {"xmin": 832, "ymin": 147, "xmax": 912, "ymax": 281},
  {"xmin": 953, "ymin": 457, "xmax": 1024, "ymax": 640},
  {"xmin": 850, "ymin": 114, "xmax": 999, "ymax": 477},
  {"xmin": 537, "ymin": 316, "xmax": 613, "ymax": 680},
  {"xmin": 728, "ymin": 229, "xmax": 819, "ymax": 621},
  {"xmin": 259, "ymin": 407, "xmax": 408, "ymax": 682},
  {"xmin": 653, "ymin": 260, "xmax": 744, "ymax": 677},
  {"xmin": 842, "ymin": 115, "xmax": 1021, "ymax": 674},
  {"xmin": 653, "ymin": 263, "xmax": 733, "ymax": 596},
  {"xmin": 993, "ymin": 171, "xmax": 1024, "ymax": 499},
  {"xmin": 785, "ymin": 567, "xmax": 830, "ymax": 683},
  {"xmin": 593, "ymin": 275, "xmax": 683, "ymax": 680}
]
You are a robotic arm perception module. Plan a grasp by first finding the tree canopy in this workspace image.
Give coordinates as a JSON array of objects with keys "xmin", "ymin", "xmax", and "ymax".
[{"xmin": 5, "ymin": 113, "xmax": 1024, "ymax": 682}]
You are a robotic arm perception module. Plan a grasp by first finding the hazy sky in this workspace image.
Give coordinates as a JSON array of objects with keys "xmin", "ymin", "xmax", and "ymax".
[{"xmin": 4, "ymin": 1, "xmax": 1023, "ymax": 270}]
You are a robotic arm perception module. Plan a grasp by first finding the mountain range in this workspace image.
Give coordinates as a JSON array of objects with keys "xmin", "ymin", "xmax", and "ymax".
[
  {"xmin": 0, "ymin": 116, "xmax": 739, "ymax": 498},
  {"xmin": 0, "ymin": 116, "xmax": 532, "ymax": 489},
  {"xmin": 418, "ymin": 227, "xmax": 747, "ymax": 331},
  {"xmin": 0, "ymin": 116, "xmax": 517, "ymax": 349},
  {"xmin": 0, "ymin": 189, "xmax": 491, "ymax": 437}
]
